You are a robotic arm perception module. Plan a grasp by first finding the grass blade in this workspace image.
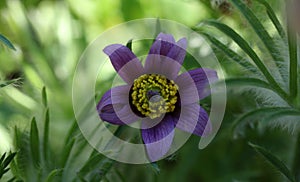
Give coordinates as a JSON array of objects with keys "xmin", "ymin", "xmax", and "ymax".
[
  {"xmin": 30, "ymin": 117, "xmax": 40, "ymax": 167},
  {"xmin": 43, "ymin": 109, "xmax": 50, "ymax": 161},
  {"xmin": 203, "ymin": 20, "xmax": 288, "ymax": 101},
  {"xmin": 230, "ymin": 0, "xmax": 286, "ymax": 78},
  {"xmin": 200, "ymin": 32, "xmax": 259, "ymax": 74},
  {"xmin": 249, "ymin": 142, "xmax": 296, "ymax": 182},
  {"xmin": 0, "ymin": 34, "xmax": 16, "ymax": 50},
  {"xmin": 42, "ymin": 87, "xmax": 48, "ymax": 107}
]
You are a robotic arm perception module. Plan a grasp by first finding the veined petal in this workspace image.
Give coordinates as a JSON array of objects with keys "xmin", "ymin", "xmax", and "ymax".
[
  {"xmin": 103, "ymin": 44, "xmax": 144, "ymax": 84},
  {"xmin": 97, "ymin": 86, "xmax": 139, "ymax": 125},
  {"xmin": 176, "ymin": 103, "xmax": 211, "ymax": 136},
  {"xmin": 166, "ymin": 38, "xmax": 187, "ymax": 66},
  {"xmin": 156, "ymin": 33, "xmax": 176, "ymax": 44},
  {"xmin": 141, "ymin": 114, "xmax": 176, "ymax": 162},
  {"xmin": 151, "ymin": 33, "xmax": 175, "ymax": 55},
  {"xmin": 140, "ymin": 114, "xmax": 166, "ymax": 129},
  {"xmin": 176, "ymin": 68, "xmax": 218, "ymax": 105},
  {"xmin": 145, "ymin": 34, "xmax": 187, "ymax": 79},
  {"xmin": 144, "ymin": 55, "xmax": 182, "ymax": 80}
]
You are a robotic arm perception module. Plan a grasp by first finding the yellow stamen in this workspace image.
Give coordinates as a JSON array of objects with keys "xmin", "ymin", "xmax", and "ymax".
[{"xmin": 131, "ymin": 74, "xmax": 178, "ymax": 119}]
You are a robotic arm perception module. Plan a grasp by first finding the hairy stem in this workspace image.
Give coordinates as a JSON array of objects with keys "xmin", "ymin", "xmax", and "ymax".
[{"xmin": 292, "ymin": 133, "xmax": 300, "ymax": 181}]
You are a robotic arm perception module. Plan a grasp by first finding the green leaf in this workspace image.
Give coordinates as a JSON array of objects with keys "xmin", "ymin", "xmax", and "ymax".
[
  {"xmin": 292, "ymin": 134, "xmax": 300, "ymax": 181},
  {"xmin": 287, "ymin": 16, "xmax": 298, "ymax": 99},
  {"xmin": 202, "ymin": 20, "xmax": 288, "ymax": 100},
  {"xmin": 7, "ymin": 177, "xmax": 16, "ymax": 182},
  {"xmin": 224, "ymin": 78, "xmax": 271, "ymax": 89},
  {"xmin": 115, "ymin": 169, "xmax": 126, "ymax": 182},
  {"xmin": 249, "ymin": 143, "xmax": 296, "ymax": 182},
  {"xmin": 43, "ymin": 109, "xmax": 50, "ymax": 161},
  {"xmin": 148, "ymin": 162, "xmax": 160, "ymax": 174},
  {"xmin": 63, "ymin": 120, "xmax": 79, "ymax": 147},
  {"xmin": 217, "ymin": 77, "xmax": 287, "ymax": 99},
  {"xmin": 77, "ymin": 153, "xmax": 107, "ymax": 177},
  {"xmin": 231, "ymin": 107, "xmax": 292, "ymax": 137},
  {"xmin": 0, "ymin": 79, "xmax": 20, "ymax": 88},
  {"xmin": 13, "ymin": 127, "xmax": 35, "ymax": 181},
  {"xmin": 126, "ymin": 39, "xmax": 133, "ymax": 51},
  {"xmin": 0, "ymin": 153, "xmax": 6, "ymax": 164},
  {"xmin": 70, "ymin": 126, "xmax": 99, "ymax": 163},
  {"xmin": 95, "ymin": 158, "xmax": 114, "ymax": 179},
  {"xmin": 78, "ymin": 154, "xmax": 114, "ymax": 181},
  {"xmin": 3, "ymin": 152, "xmax": 17, "ymax": 169},
  {"xmin": 200, "ymin": 32, "xmax": 259, "ymax": 74},
  {"xmin": 262, "ymin": 109, "xmax": 300, "ymax": 123},
  {"xmin": 41, "ymin": 86, "xmax": 48, "ymax": 107},
  {"xmin": 45, "ymin": 169, "xmax": 63, "ymax": 182},
  {"xmin": 0, "ymin": 152, "xmax": 17, "ymax": 179},
  {"xmin": 0, "ymin": 34, "xmax": 16, "ymax": 50},
  {"xmin": 60, "ymin": 138, "xmax": 75, "ymax": 168},
  {"xmin": 154, "ymin": 18, "xmax": 162, "ymax": 41},
  {"xmin": 30, "ymin": 117, "xmax": 40, "ymax": 167},
  {"xmin": 255, "ymin": 0, "xmax": 286, "ymax": 39},
  {"xmin": 230, "ymin": 0, "xmax": 286, "ymax": 78}
]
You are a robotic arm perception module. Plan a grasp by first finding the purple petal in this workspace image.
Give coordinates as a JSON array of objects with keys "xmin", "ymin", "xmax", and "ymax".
[
  {"xmin": 141, "ymin": 114, "xmax": 176, "ymax": 162},
  {"xmin": 156, "ymin": 33, "xmax": 176, "ymax": 44},
  {"xmin": 103, "ymin": 44, "xmax": 144, "ymax": 84},
  {"xmin": 140, "ymin": 114, "xmax": 165, "ymax": 129},
  {"xmin": 150, "ymin": 33, "xmax": 176, "ymax": 55},
  {"xmin": 166, "ymin": 38, "xmax": 187, "ymax": 66},
  {"xmin": 97, "ymin": 86, "xmax": 139, "ymax": 125},
  {"xmin": 176, "ymin": 68, "xmax": 218, "ymax": 105},
  {"xmin": 145, "ymin": 34, "xmax": 187, "ymax": 79},
  {"xmin": 176, "ymin": 103, "xmax": 211, "ymax": 136},
  {"xmin": 144, "ymin": 55, "xmax": 182, "ymax": 80}
]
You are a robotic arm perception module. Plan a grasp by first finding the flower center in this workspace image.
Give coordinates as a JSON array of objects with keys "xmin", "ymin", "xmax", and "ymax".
[{"xmin": 131, "ymin": 74, "xmax": 178, "ymax": 119}]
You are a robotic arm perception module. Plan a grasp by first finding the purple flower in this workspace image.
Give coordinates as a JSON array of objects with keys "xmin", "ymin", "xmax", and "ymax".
[{"xmin": 97, "ymin": 33, "xmax": 218, "ymax": 162}]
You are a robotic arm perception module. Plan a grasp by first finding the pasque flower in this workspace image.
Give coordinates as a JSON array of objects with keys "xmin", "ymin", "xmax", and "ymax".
[{"xmin": 97, "ymin": 33, "xmax": 218, "ymax": 161}]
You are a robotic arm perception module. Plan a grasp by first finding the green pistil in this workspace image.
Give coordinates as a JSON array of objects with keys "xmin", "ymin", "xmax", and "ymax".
[{"xmin": 131, "ymin": 74, "xmax": 178, "ymax": 119}]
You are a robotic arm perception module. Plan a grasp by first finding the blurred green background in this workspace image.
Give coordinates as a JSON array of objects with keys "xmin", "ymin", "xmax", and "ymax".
[{"xmin": 0, "ymin": 0, "xmax": 294, "ymax": 181}]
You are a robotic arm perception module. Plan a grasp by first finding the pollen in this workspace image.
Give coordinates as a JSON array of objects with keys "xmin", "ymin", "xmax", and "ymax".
[{"xmin": 131, "ymin": 74, "xmax": 178, "ymax": 119}]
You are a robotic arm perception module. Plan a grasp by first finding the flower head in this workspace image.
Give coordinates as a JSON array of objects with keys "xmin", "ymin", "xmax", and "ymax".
[{"xmin": 97, "ymin": 33, "xmax": 218, "ymax": 162}]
